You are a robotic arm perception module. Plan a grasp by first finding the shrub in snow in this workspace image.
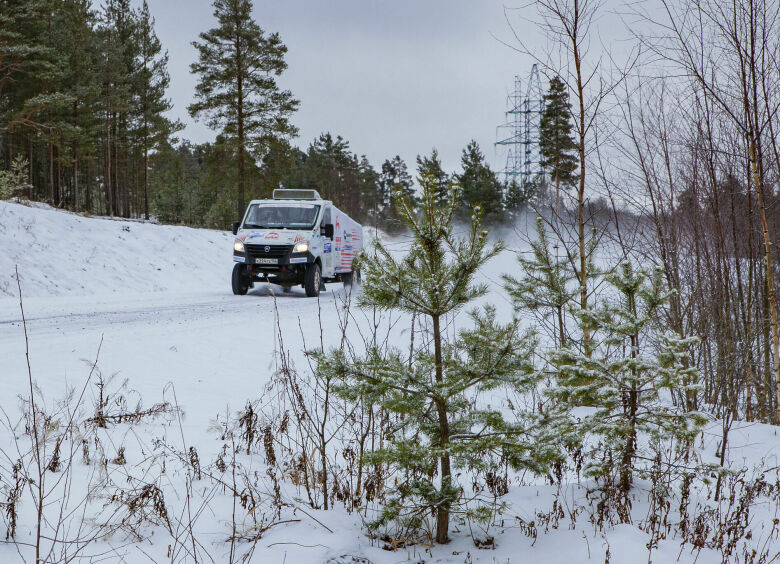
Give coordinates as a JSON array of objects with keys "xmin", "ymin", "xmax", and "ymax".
[
  {"xmin": 0, "ymin": 155, "xmax": 32, "ymax": 200},
  {"xmin": 314, "ymin": 171, "xmax": 556, "ymax": 545}
]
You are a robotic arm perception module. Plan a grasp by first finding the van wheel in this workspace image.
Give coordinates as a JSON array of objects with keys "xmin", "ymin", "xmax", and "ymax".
[
  {"xmin": 304, "ymin": 263, "xmax": 321, "ymax": 297},
  {"xmin": 343, "ymin": 268, "xmax": 360, "ymax": 288},
  {"xmin": 232, "ymin": 264, "xmax": 249, "ymax": 295}
]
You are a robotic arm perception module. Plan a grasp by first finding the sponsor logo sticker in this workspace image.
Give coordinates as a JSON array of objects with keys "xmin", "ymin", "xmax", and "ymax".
[
  {"xmin": 290, "ymin": 257, "xmax": 307, "ymax": 264},
  {"xmin": 233, "ymin": 255, "xmax": 245, "ymax": 263}
]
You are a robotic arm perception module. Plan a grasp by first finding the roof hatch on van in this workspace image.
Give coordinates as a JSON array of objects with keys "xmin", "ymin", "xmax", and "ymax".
[{"xmin": 273, "ymin": 189, "xmax": 321, "ymax": 200}]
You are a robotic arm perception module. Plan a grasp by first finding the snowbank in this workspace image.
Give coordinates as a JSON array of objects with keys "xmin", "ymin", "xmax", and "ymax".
[{"xmin": 0, "ymin": 199, "xmax": 234, "ymax": 298}]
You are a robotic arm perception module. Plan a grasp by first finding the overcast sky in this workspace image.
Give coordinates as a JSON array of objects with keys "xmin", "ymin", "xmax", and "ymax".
[{"xmin": 139, "ymin": 0, "xmax": 601, "ymax": 175}]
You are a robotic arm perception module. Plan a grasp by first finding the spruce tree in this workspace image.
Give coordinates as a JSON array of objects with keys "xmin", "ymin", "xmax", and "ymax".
[
  {"xmin": 503, "ymin": 178, "xmax": 525, "ymax": 217},
  {"xmin": 189, "ymin": 0, "xmax": 298, "ymax": 220},
  {"xmin": 317, "ymin": 174, "xmax": 551, "ymax": 544},
  {"xmin": 539, "ymin": 76, "xmax": 578, "ymax": 209},
  {"xmin": 415, "ymin": 148, "xmax": 449, "ymax": 208},
  {"xmin": 456, "ymin": 140, "xmax": 504, "ymax": 220},
  {"xmin": 550, "ymin": 262, "xmax": 707, "ymax": 498}
]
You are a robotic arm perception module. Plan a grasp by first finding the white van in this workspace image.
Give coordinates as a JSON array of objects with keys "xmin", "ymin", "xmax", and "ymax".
[{"xmin": 231, "ymin": 189, "xmax": 363, "ymax": 297}]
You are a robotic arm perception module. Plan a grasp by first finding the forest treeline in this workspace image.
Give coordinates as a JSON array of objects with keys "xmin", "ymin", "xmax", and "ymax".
[{"xmin": 0, "ymin": 0, "xmax": 530, "ymax": 231}]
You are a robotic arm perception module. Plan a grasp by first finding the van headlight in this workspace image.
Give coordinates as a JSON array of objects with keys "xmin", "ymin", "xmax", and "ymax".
[
  {"xmin": 234, "ymin": 240, "xmax": 245, "ymax": 252},
  {"xmin": 293, "ymin": 241, "xmax": 309, "ymax": 253}
]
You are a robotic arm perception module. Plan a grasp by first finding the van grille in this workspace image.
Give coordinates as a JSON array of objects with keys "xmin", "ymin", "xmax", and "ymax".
[{"xmin": 245, "ymin": 244, "xmax": 294, "ymax": 259}]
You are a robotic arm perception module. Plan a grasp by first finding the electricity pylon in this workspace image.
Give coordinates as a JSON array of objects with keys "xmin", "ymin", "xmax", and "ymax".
[{"xmin": 495, "ymin": 64, "xmax": 545, "ymax": 187}]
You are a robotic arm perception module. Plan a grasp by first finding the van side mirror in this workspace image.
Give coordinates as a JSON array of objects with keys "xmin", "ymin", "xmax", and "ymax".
[
  {"xmin": 321, "ymin": 224, "xmax": 334, "ymax": 239},
  {"xmin": 232, "ymin": 221, "xmax": 240, "ymax": 235}
]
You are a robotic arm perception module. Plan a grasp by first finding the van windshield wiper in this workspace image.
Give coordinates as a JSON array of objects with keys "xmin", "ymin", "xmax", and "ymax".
[{"xmin": 243, "ymin": 223, "xmax": 266, "ymax": 229}]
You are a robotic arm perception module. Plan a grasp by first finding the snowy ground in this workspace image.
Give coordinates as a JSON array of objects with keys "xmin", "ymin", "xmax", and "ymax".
[{"xmin": 0, "ymin": 200, "xmax": 779, "ymax": 563}]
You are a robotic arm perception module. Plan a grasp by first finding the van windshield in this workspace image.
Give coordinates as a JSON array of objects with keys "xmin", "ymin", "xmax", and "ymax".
[{"xmin": 243, "ymin": 204, "xmax": 321, "ymax": 230}]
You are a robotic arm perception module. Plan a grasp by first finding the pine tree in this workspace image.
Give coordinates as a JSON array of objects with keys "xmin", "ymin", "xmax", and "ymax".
[
  {"xmin": 379, "ymin": 155, "xmax": 415, "ymax": 208},
  {"xmin": 539, "ymin": 76, "xmax": 578, "ymax": 210},
  {"xmin": 503, "ymin": 216, "xmax": 578, "ymax": 348},
  {"xmin": 189, "ymin": 0, "xmax": 298, "ymax": 220},
  {"xmin": 316, "ymin": 174, "xmax": 551, "ymax": 544},
  {"xmin": 456, "ymin": 140, "xmax": 503, "ymax": 220},
  {"xmin": 415, "ymin": 148, "xmax": 449, "ymax": 208},
  {"xmin": 200, "ymin": 136, "xmax": 239, "ymax": 227},
  {"xmin": 358, "ymin": 154, "xmax": 379, "ymax": 222},
  {"xmin": 134, "ymin": 0, "xmax": 179, "ymax": 219},
  {"xmin": 256, "ymin": 137, "xmax": 298, "ymax": 198},
  {"xmin": 0, "ymin": 0, "xmax": 66, "ymax": 134},
  {"xmin": 149, "ymin": 139, "xmax": 184, "ymax": 222},
  {"xmin": 550, "ymin": 262, "xmax": 707, "ymax": 498},
  {"xmin": 379, "ymin": 155, "xmax": 415, "ymax": 231},
  {"xmin": 292, "ymin": 132, "xmax": 361, "ymax": 218},
  {"xmin": 58, "ymin": 0, "xmax": 101, "ymax": 212},
  {"xmin": 98, "ymin": 0, "xmax": 137, "ymax": 216}
]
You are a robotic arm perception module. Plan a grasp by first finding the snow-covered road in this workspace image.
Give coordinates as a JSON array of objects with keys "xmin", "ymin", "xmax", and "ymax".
[
  {"xmin": 0, "ymin": 200, "xmax": 378, "ymax": 441},
  {"xmin": 0, "ymin": 284, "xmax": 363, "ymax": 439}
]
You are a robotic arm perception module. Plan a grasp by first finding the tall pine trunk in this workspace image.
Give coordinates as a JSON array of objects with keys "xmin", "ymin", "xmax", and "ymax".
[
  {"xmin": 236, "ymin": 61, "xmax": 245, "ymax": 220},
  {"xmin": 28, "ymin": 135, "xmax": 33, "ymax": 200},
  {"xmin": 85, "ymin": 161, "xmax": 92, "ymax": 213},
  {"xmin": 49, "ymin": 142, "xmax": 55, "ymax": 205},
  {"xmin": 143, "ymin": 131, "xmax": 149, "ymax": 219},
  {"xmin": 620, "ymin": 292, "xmax": 639, "ymax": 499},
  {"xmin": 432, "ymin": 313, "xmax": 451, "ymax": 544},
  {"xmin": 72, "ymin": 102, "xmax": 79, "ymax": 211},
  {"xmin": 73, "ymin": 149, "xmax": 79, "ymax": 212},
  {"xmin": 106, "ymin": 112, "xmax": 113, "ymax": 216}
]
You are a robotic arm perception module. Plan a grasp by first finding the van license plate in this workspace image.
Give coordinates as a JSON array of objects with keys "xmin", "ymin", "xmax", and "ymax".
[{"xmin": 255, "ymin": 258, "xmax": 277, "ymax": 264}]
